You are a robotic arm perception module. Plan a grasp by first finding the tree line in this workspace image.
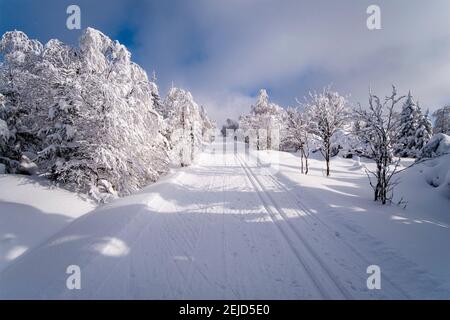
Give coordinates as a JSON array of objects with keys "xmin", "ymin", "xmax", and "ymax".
[
  {"xmin": 0, "ymin": 28, "xmax": 214, "ymax": 201},
  {"xmin": 223, "ymin": 86, "xmax": 448, "ymax": 205}
]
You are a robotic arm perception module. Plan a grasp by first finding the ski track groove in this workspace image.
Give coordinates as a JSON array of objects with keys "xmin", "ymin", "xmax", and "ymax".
[
  {"xmin": 180, "ymin": 170, "xmax": 218, "ymax": 299},
  {"xmin": 235, "ymin": 153, "xmax": 350, "ymax": 299},
  {"xmin": 254, "ymin": 156, "xmax": 412, "ymax": 299}
]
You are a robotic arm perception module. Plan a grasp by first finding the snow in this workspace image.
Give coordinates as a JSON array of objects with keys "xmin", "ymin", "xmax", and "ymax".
[
  {"xmin": 0, "ymin": 174, "xmax": 95, "ymax": 272},
  {"xmin": 0, "ymin": 26, "xmax": 447, "ymax": 300},
  {"xmin": 0, "ymin": 119, "xmax": 9, "ymax": 143},
  {"xmin": 418, "ymin": 154, "xmax": 450, "ymax": 199},
  {"xmin": 258, "ymin": 146, "xmax": 450, "ymax": 297},
  {"xmin": 17, "ymin": 155, "xmax": 38, "ymax": 175},
  {"xmin": 419, "ymin": 133, "xmax": 450, "ymax": 159},
  {"xmin": 0, "ymin": 139, "xmax": 449, "ymax": 299}
]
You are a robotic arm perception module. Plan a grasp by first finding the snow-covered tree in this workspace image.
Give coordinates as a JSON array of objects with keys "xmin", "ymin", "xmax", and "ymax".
[
  {"xmin": 199, "ymin": 105, "xmax": 215, "ymax": 142},
  {"xmin": 0, "ymin": 28, "xmax": 172, "ymax": 200},
  {"xmin": 354, "ymin": 86, "xmax": 405, "ymax": 205},
  {"xmin": 432, "ymin": 106, "xmax": 450, "ymax": 135},
  {"xmin": 0, "ymin": 31, "xmax": 43, "ymax": 172},
  {"xmin": 221, "ymin": 118, "xmax": 239, "ymax": 137},
  {"xmin": 414, "ymin": 107, "xmax": 433, "ymax": 153},
  {"xmin": 239, "ymin": 89, "xmax": 284, "ymax": 150},
  {"xmin": 305, "ymin": 86, "xmax": 348, "ymax": 176},
  {"xmin": 163, "ymin": 87, "xmax": 212, "ymax": 167},
  {"xmin": 394, "ymin": 92, "xmax": 423, "ymax": 157},
  {"xmin": 68, "ymin": 28, "xmax": 169, "ymax": 199},
  {"xmin": 34, "ymin": 39, "xmax": 83, "ymax": 174},
  {"xmin": 281, "ymin": 107, "xmax": 310, "ymax": 174},
  {"xmin": 0, "ymin": 94, "xmax": 10, "ymax": 158},
  {"xmin": 149, "ymin": 71, "xmax": 167, "ymax": 119}
]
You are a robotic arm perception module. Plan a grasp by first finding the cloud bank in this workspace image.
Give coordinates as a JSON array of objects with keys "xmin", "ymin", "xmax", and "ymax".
[{"xmin": 1, "ymin": 0, "xmax": 450, "ymax": 123}]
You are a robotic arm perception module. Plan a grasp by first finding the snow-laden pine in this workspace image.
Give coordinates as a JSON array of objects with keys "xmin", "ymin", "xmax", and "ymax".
[{"xmin": 395, "ymin": 92, "xmax": 432, "ymax": 158}]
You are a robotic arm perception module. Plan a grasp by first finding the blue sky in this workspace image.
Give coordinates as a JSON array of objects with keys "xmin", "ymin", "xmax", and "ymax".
[{"xmin": 1, "ymin": 0, "xmax": 450, "ymax": 122}]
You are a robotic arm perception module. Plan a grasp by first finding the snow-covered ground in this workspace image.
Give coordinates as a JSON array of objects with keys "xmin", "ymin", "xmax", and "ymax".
[
  {"xmin": 0, "ymin": 175, "xmax": 96, "ymax": 272},
  {"xmin": 0, "ymin": 140, "xmax": 449, "ymax": 299},
  {"xmin": 257, "ymin": 148, "xmax": 450, "ymax": 298}
]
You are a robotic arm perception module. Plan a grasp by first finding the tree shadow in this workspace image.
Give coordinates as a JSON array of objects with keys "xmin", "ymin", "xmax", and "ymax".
[{"xmin": 0, "ymin": 201, "xmax": 72, "ymax": 272}]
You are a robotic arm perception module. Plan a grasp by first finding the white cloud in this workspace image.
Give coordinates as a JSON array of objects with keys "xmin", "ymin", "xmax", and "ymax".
[{"xmin": 132, "ymin": 0, "xmax": 450, "ymax": 123}]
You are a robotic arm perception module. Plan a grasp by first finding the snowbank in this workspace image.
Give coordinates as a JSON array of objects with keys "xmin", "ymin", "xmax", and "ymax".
[
  {"xmin": 0, "ymin": 175, "xmax": 95, "ymax": 271},
  {"xmin": 419, "ymin": 133, "xmax": 450, "ymax": 159},
  {"xmin": 413, "ymin": 154, "xmax": 450, "ymax": 200}
]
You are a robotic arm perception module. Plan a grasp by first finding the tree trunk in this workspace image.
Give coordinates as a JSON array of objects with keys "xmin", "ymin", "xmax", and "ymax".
[
  {"xmin": 325, "ymin": 140, "xmax": 331, "ymax": 176},
  {"xmin": 304, "ymin": 152, "xmax": 309, "ymax": 175},
  {"xmin": 374, "ymin": 163, "xmax": 381, "ymax": 201},
  {"xmin": 300, "ymin": 148, "xmax": 304, "ymax": 174}
]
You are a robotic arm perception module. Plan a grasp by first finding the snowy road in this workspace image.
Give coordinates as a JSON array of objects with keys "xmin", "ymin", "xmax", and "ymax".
[{"xmin": 0, "ymin": 140, "xmax": 439, "ymax": 299}]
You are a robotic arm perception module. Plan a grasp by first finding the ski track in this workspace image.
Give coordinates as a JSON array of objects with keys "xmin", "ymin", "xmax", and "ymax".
[
  {"xmin": 256, "ymin": 161, "xmax": 411, "ymax": 299},
  {"xmin": 253, "ymin": 154, "xmax": 447, "ymax": 299},
  {"xmin": 235, "ymin": 153, "xmax": 350, "ymax": 299},
  {"xmin": 0, "ymin": 140, "xmax": 439, "ymax": 299}
]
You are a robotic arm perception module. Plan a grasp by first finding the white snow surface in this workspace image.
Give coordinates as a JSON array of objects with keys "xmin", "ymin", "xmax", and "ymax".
[
  {"xmin": 0, "ymin": 175, "xmax": 95, "ymax": 272},
  {"xmin": 419, "ymin": 133, "xmax": 450, "ymax": 159},
  {"xmin": 0, "ymin": 140, "xmax": 449, "ymax": 299}
]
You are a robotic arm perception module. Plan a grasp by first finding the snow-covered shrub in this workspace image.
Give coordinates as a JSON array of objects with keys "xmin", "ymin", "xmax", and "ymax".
[{"xmin": 418, "ymin": 133, "xmax": 450, "ymax": 159}]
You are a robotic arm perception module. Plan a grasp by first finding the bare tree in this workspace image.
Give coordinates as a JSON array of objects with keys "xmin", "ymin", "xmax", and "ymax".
[
  {"xmin": 306, "ymin": 86, "xmax": 348, "ymax": 176},
  {"xmin": 354, "ymin": 86, "xmax": 405, "ymax": 205}
]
